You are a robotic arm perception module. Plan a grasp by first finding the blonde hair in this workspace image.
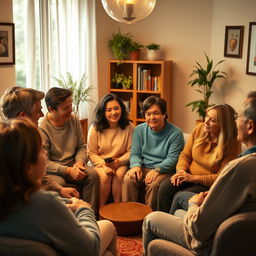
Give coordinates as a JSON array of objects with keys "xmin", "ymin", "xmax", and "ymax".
[{"xmin": 194, "ymin": 104, "xmax": 237, "ymax": 166}]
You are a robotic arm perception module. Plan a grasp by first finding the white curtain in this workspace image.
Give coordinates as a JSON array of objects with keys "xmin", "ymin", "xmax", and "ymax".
[{"xmin": 25, "ymin": 0, "xmax": 98, "ymax": 122}]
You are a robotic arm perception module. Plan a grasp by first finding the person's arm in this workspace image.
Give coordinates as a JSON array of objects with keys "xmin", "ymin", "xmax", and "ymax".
[
  {"xmin": 156, "ymin": 130, "xmax": 185, "ymax": 174},
  {"xmin": 183, "ymin": 156, "xmax": 253, "ymax": 243},
  {"xmin": 130, "ymin": 126, "xmax": 144, "ymax": 168},
  {"xmin": 117, "ymin": 123, "xmax": 135, "ymax": 165},
  {"xmin": 74, "ymin": 116, "xmax": 87, "ymax": 164},
  {"xmin": 87, "ymin": 125, "xmax": 106, "ymax": 167},
  {"xmin": 42, "ymin": 193, "xmax": 100, "ymax": 256},
  {"xmin": 39, "ymin": 129, "xmax": 67, "ymax": 176}
]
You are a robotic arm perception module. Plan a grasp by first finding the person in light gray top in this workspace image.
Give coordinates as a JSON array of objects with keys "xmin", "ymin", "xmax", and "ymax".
[
  {"xmin": 0, "ymin": 119, "xmax": 117, "ymax": 256},
  {"xmin": 0, "ymin": 86, "xmax": 79, "ymax": 198},
  {"xmin": 39, "ymin": 87, "xmax": 99, "ymax": 212}
]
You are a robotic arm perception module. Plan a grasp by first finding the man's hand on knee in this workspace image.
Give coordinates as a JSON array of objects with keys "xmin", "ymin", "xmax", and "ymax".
[
  {"xmin": 145, "ymin": 170, "xmax": 159, "ymax": 184},
  {"xmin": 60, "ymin": 187, "xmax": 79, "ymax": 198},
  {"xmin": 126, "ymin": 167, "xmax": 142, "ymax": 181}
]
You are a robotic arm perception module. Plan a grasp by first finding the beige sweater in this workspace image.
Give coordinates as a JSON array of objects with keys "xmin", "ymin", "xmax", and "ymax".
[{"xmin": 87, "ymin": 123, "xmax": 134, "ymax": 167}]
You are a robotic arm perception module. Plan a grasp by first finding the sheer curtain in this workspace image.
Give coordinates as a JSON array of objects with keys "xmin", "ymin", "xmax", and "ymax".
[{"xmin": 25, "ymin": 0, "xmax": 98, "ymax": 122}]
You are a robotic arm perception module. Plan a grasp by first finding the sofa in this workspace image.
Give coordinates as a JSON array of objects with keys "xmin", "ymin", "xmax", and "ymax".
[{"xmin": 147, "ymin": 211, "xmax": 256, "ymax": 256}]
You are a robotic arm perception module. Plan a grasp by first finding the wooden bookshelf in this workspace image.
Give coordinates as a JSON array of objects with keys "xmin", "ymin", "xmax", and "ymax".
[{"xmin": 108, "ymin": 60, "xmax": 172, "ymax": 125}]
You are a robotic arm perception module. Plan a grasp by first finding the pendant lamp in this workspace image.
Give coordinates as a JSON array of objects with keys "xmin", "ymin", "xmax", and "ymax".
[{"xmin": 101, "ymin": 0, "xmax": 157, "ymax": 24}]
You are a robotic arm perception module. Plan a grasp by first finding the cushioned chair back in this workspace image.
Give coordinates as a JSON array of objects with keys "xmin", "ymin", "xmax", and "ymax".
[
  {"xmin": 0, "ymin": 237, "xmax": 58, "ymax": 256},
  {"xmin": 211, "ymin": 211, "xmax": 256, "ymax": 256}
]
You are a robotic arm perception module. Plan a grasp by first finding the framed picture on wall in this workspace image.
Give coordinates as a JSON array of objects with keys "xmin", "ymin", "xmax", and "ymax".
[
  {"xmin": 224, "ymin": 25, "xmax": 244, "ymax": 58},
  {"xmin": 0, "ymin": 22, "xmax": 15, "ymax": 65},
  {"xmin": 246, "ymin": 22, "xmax": 256, "ymax": 76}
]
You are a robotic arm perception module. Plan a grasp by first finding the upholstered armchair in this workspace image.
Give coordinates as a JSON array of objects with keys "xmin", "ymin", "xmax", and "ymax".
[{"xmin": 147, "ymin": 211, "xmax": 256, "ymax": 256}]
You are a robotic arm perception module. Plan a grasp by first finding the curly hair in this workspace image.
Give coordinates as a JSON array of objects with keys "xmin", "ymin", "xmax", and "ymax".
[
  {"xmin": 0, "ymin": 118, "xmax": 42, "ymax": 220},
  {"xmin": 93, "ymin": 93, "xmax": 130, "ymax": 132}
]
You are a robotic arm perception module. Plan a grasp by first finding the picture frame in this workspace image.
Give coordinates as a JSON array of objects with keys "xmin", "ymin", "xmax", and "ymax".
[
  {"xmin": 246, "ymin": 22, "xmax": 256, "ymax": 76},
  {"xmin": 0, "ymin": 22, "xmax": 15, "ymax": 65},
  {"xmin": 224, "ymin": 25, "xmax": 244, "ymax": 58}
]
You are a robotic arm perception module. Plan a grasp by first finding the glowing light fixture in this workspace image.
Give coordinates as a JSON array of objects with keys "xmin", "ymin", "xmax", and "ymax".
[{"xmin": 101, "ymin": 0, "xmax": 157, "ymax": 24}]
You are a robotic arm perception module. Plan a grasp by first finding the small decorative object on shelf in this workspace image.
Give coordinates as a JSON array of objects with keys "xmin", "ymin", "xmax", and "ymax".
[
  {"xmin": 145, "ymin": 43, "xmax": 161, "ymax": 61},
  {"xmin": 108, "ymin": 60, "xmax": 171, "ymax": 125},
  {"xmin": 186, "ymin": 53, "xmax": 226, "ymax": 121},
  {"xmin": 111, "ymin": 73, "xmax": 133, "ymax": 89}
]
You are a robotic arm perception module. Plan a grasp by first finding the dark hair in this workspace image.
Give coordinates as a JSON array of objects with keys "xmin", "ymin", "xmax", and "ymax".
[
  {"xmin": 0, "ymin": 118, "xmax": 42, "ymax": 220},
  {"xmin": 242, "ymin": 98, "xmax": 256, "ymax": 123},
  {"xmin": 93, "ymin": 93, "xmax": 130, "ymax": 132},
  {"xmin": 1, "ymin": 86, "xmax": 45, "ymax": 119},
  {"xmin": 142, "ymin": 96, "xmax": 168, "ymax": 120},
  {"xmin": 45, "ymin": 87, "xmax": 72, "ymax": 111},
  {"xmin": 247, "ymin": 91, "xmax": 256, "ymax": 99}
]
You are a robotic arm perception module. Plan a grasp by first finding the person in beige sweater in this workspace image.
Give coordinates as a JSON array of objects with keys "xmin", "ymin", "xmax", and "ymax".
[
  {"xmin": 158, "ymin": 104, "xmax": 241, "ymax": 212},
  {"xmin": 87, "ymin": 94, "xmax": 134, "ymax": 208}
]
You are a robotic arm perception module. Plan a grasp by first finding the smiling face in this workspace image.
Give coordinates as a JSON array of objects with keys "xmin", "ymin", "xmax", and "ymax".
[
  {"xmin": 204, "ymin": 108, "xmax": 220, "ymax": 137},
  {"xmin": 53, "ymin": 96, "xmax": 73, "ymax": 123},
  {"xmin": 28, "ymin": 100, "xmax": 44, "ymax": 126},
  {"xmin": 105, "ymin": 100, "xmax": 122, "ymax": 127},
  {"xmin": 145, "ymin": 104, "xmax": 166, "ymax": 131}
]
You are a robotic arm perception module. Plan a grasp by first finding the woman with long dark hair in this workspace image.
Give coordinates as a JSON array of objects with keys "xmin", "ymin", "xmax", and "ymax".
[{"xmin": 87, "ymin": 93, "xmax": 134, "ymax": 208}]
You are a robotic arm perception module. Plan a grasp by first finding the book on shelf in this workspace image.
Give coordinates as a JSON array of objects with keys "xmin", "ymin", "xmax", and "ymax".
[{"xmin": 151, "ymin": 76, "xmax": 161, "ymax": 91}]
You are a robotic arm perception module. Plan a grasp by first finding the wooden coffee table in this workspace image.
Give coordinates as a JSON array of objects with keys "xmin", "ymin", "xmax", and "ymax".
[{"xmin": 99, "ymin": 202, "xmax": 152, "ymax": 236}]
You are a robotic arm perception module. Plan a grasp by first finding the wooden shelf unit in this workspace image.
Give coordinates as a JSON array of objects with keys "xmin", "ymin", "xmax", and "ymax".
[{"xmin": 108, "ymin": 60, "xmax": 172, "ymax": 125}]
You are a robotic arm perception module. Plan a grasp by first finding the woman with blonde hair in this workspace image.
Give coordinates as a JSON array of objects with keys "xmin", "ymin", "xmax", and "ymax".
[{"xmin": 157, "ymin": 104, "xmax": 241, "ymax": 212}]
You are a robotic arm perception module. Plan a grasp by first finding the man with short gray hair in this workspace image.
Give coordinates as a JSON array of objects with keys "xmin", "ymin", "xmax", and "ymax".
[{"xmin": 0, "ymin": 86, "xmax": 80, "ymax": 198}]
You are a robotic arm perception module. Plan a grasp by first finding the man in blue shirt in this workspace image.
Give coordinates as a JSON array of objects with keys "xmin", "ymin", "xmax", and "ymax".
[{"xmin": 122, "ymin": 96, "xmax": 184, "ymax": 210}]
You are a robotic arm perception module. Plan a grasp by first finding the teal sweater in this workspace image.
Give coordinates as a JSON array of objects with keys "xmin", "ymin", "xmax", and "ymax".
[{"xmin": 130, "ymin": 122, "xmax": 184, "ymax": 174}]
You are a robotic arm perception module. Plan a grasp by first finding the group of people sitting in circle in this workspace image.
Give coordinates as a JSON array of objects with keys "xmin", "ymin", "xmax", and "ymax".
[{"xmin": 0, "ymin": 85, "xmax": 256, "ymax": 256}]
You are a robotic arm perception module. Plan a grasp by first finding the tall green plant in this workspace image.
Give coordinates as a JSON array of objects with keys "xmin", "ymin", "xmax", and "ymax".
[
  {"xmin": 186, "ymin": 53, "xmax": 226, "ymax": 120},
  {"xmin": 52, "ymin": 72, "xmax": 94, "ymax": 115}
]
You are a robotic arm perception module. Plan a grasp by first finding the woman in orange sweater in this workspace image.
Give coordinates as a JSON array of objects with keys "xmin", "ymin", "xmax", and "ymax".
[
  {"xmin": 87, "ymin": 94, "xmax": 134, "ymax": 208},
  {"xmin": 157, "ymin": 104, "xmax": 241, "ymax": 212}
]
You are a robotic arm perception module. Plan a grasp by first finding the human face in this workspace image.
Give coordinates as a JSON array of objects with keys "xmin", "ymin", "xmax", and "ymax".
[
  {"xmin": 145, "ymin": 104, "xmax": 166, "ymax": 132},
  {"xmin": 204, "ymin": 109, "xmax": 220, "ymax": 137},
  {"xmin": 28, "ymin": 100, "xmax": 44, "ymax": 127},
  {"xmin": 27, "ymin": 147, "xmax": 47, "ymax": 184},
  {"xmin": 54, "ymin": 96, "xmax": 73, "ymax": 123},
  {"xmin": 236, "ymin": 109, "xmax": 248, "ymax": 143},
  {"xmin": 105, "ymin": 100, "xmax": 122, "ymax": 127}
]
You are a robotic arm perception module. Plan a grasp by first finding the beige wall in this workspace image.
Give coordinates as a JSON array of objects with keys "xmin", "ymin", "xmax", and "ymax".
[
  {"xmin": 96, "ymin": 0, "xmax": 256, "ymax": 133},
  {"xmin": 0, "ymin": 0, "xmax": 15, "ymax": 98}
]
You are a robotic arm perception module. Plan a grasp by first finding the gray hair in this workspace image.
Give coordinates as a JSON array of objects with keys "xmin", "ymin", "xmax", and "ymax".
[
  {"xmin": 0, "ymin": 87, "xmax": 44, "ymax": 119},
  {"xmin": 242, "ymin": 98, "xmax": 256, "ymax": 122}
]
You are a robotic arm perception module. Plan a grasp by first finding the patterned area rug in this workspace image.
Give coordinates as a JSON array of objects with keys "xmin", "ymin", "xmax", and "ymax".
[{"xmin": 117, "ymin": 235, "xmax": 143, "ymax": 256}]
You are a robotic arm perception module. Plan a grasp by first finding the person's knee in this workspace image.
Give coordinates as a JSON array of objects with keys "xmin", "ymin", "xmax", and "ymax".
[
  {"xmin": 86, "ymin": 168, "xmax": 99, "ymax": 183},
  {"xmin": 122, "ymin": 174, "xmax": 134, "ymax": 187},
  {"xmin": 143, "ymin": 211, "xmax": 160, "ymax": 231}
]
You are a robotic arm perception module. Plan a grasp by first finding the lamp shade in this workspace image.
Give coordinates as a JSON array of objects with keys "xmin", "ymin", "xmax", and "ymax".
[{"xmin": 101, "ymin": 0, "xmax": 157, "ymax": 24}]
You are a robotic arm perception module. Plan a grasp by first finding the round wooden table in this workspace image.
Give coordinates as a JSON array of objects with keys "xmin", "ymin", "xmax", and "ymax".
[{"xmin": 99, "ymin": 202, "xmax": 152, "ymax": 236}]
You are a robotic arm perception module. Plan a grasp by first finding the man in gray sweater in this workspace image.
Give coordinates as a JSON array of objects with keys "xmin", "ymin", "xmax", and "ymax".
[
  {"xmin": 39, "ymin": 87, "xmax": 99, "ymax": 212},
  {"xmin": 143, "ymin": 96, "xmax": 256, "ymax": 256},
  {"xmin": 0, "ymin": 86, "xmax": 79, "ymax": 198}
]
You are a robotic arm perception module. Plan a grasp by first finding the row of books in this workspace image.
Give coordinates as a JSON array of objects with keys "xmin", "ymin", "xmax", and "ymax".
[{"xmin": 137, "ymin": 66, "xmax": 160, "ymax": 91}]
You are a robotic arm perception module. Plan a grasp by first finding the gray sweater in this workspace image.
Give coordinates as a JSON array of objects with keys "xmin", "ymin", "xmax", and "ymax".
[
  {"xmin": 39, "ymin": 113, "xmax": 87, "ymax": 176},
  {"xmin": 0, "ymin": 190, "xmax": 100, "ymax": 256},
  {"xmin": 184, "ymin": 153, "xmax": 256, "ymax": 255}
]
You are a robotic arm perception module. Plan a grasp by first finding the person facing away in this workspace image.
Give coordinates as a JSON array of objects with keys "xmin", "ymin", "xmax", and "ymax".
[
  {"xmin": 39, "ymin": 87, "xmax": 99, "ymax": 212},
  {"xmin": 0, "ymin": 86, "xmax": 79, "ymax": 198},
  {"xmin": 87, "ymin": 93, "xmax": 134, "ymax": 208},
  {"xmin": 143, "ymin": 97, "xmax": 256, "ymax": 256},
  {"xmin": 122, "ymin": 96, "xmax": 184, "ymax": 210},
  {"xmin": 157, "ymin": 104, "xmax": 241, "ymax": 213},
  {"xmin": 0, "ymin": 118, "xmax": 117, "ymax": 256}
]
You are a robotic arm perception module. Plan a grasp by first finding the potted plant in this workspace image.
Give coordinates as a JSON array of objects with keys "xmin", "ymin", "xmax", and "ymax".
[
  {"xmin": 129, "ymin": 41, "xmax": 144, "ymax": 60},
  {"xmin": 108, "ymin": 29, "xmax": 133, "ymax": 62},
  {"xmin": 146, "ymin": 43, "xmax": 161, "ymax": 60},
  {"xmin": 52, "ymin": 72, "xmax": 94, "ymax": 116},
  {"xmin": 111, "ymin": 73, "xmax": 133, "ymax": 89},
  {"xmin": 186, "ymin": 53, "xmax": 226, "ymax": 121}
]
